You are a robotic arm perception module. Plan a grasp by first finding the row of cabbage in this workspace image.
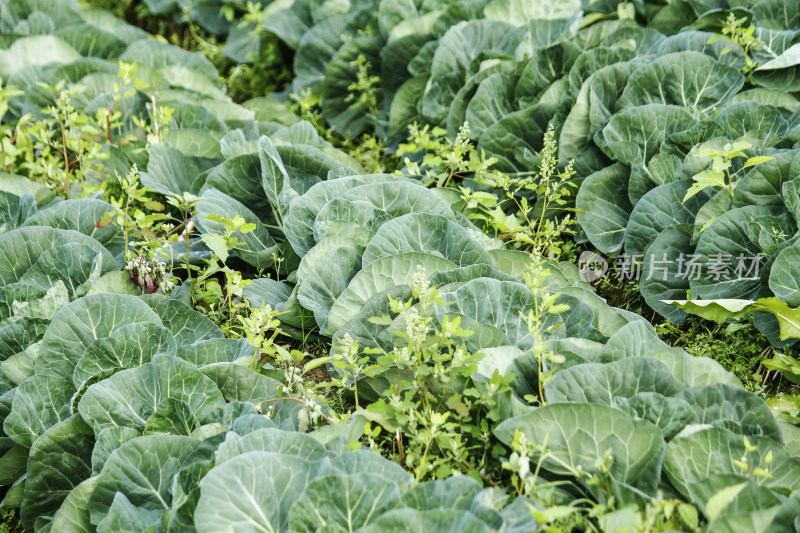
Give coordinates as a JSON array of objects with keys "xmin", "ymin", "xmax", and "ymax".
[
  {"xmin": 238, "ymin": 152, "xmax": 800, "ymax": 533},
  {"xmin": 0, "ymin": 3, "xmax": 546, "ymax": 530},
  {"xmin": 0, "ymin": 190, "xmax": 543, "ymax": 533},
  {"xmin": 4, "ymin": 138, "xmax": 800, "ymax": 532},
  {"xmin": 149, "ymin": 0, "xmax": 800, "ymax": 343},
  {"xmin": 0, "ymin": 1, "xmax": 540, "ymax": 531},
  {"xmin": 2, "ymin": 0, "xmax": 800, "ymax": 530}
]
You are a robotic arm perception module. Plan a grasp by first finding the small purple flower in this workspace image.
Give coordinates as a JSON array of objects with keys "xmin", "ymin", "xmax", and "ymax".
[{"xmin": 126, "ymin": 256, "xmax": 168, "ymax": 294}]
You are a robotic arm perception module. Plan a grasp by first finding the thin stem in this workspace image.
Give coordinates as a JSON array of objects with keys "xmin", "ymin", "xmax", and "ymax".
[
  {"xmin": 460, "ymin": 459, "xmax": 497, "ymax": 487},
  {"xmin": 416, "ymin": 435, "xmax": 435, "ymax": 482},
  {"xmin": 56, "ymin": 116, "xmax": 70, "ymax": 199},
  {"xmin": 105, "ymin": 103, "xmax": 113, "ymax": 143},
  {"xmin": 227, "ymin": 285, "xmax": 233, "ymax": 333},
  {"xmin": 124, "ymin": 196, "xmax": 131, "ymax": 259},
  {"xmin": 184, "ymin": 210, "xmax": 192, "ymax": 287},
  {"xmin": 396, "ymin": 433, "xmax": 404, "ymax": 465}
]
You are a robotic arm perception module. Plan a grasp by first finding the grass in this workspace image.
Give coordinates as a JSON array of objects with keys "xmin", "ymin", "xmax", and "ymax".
[
  {"xmin": 589, "ymin": 257, "xmax": 797, "ymax": 398},
  {"xmin": 658, "ymin": 317, "xmax": 785, "ymax": 394},
  {"xmin": 0, "ymin": 509, "xmax": 23, "ymax": 533}
]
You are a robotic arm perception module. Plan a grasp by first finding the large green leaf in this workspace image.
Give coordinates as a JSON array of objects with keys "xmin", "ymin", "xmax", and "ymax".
[
  {"xmin": 614, "ymin": 393, "xmax": 698, "ymax": 440},
  {"xmin": 618, "ymin": 52, "xmax": 744, "ymax": 117},
  {"xmin": 715, "ymin": 102, "xmax": 789, "ymax": 143},
  {"xmin": 322, "ymin": 34, "xmax": 384, "ymax": 138},
  {"xmin": 664, "ymin": 428, "xmax": 800, "ymax": 499},
  {"xmin": 601, "ymin": 104, "xmax": 694, "ymax": 203},
  {"xmin": 17, "ymin": 243, "xmax": 116, "ymax": 298},
  {"xmin": 769, "ymin": 242, "xmax": 800, "ymax": 307},
  {"xmin": 462, "ymin": 72, "xmax": 518, "ymax": 136},
  {"xmin": 4, "ymin": 375, "xmax": 74, "ymax": 447},
  {"xmin": 587, "ymin": 62, "xmax": 639, "ymax": 143},
  {"xmin": 95, "ymin": 492, "xmax": 166, "ymax": 533},
  {"xmin": 665, "ymin": 298, "xmax": 800, "ymax": 342},
  {"xmin": 49, "ymin": 476, "xmax": 98, "ymax": 533},
  {"xmin": 140, "ymin": 143, "xmax": 216, "ymax": 196},
  {"xmin": 159, "ymin": 99, "xmax": 226, "ymax": 132},
  {"xmin": 446, "ymin": 60, "xmax": 520, "ymax": 139},
  {"xmin": 677, "ymin": 384, "xmax": 783, "ymax": 442},
  {"xmin": 0, "ymin": 444, "xmax": 28, "ymax": 487},
  {"xmin": 729, "ymin": 88, "xmax": 799, "ymax": 112},
  {"xmin": 202, "ymin": 153, "xmax": 267, "ymax": 216},
  {"xmin": 437, "ymin": 278, "xmax": 541, "ymax": 350},
  {"xmin": 598, "ymin": 320, "xmax": 669, "ymax": 362},
  {"xmin": 195, "ymin": 188, "xmax": 280, "ymax": 270},
  {"xmin": 690, "ymin": 206, "xmax": 775, "ymax": 300},
  {"xmin": 21, "ymin": 415, "xmax": 93, "ymax": 531},
  {"xmin": 36, "ymin": 293, "xmax": 161, "ymax": 378},
  {"xmin": 0, "ymin": 35, "xmax": 81, "ymax": 78},
  {"xmin": 325, "ymin": 252, "xmax": 457, "ymax": 335},
  {"xmin": 0, "ymin": 190, "xmax": 36, "ymax": 234},
  {"xmin": 296, "ymin": 236, "xmax": 363, "ymax": 284},
  {"xmin": 195, "ymin": 451, "xmax": 319, "ymax": 533},
  {"xmin": 176, "ymin": 338, "xmax": 252, "ymax": 366},
  {"xmin": 258, "ymin": 135, "xmax": 291, "ymax": 227},
  {"xmin": 0, "ymin": 173, "xmax": 55, "ymax": 207},
  {"xmin": 421, "ymin": 19, "xmax": 520, "ymax": 124},
  {"xmin": 329, "ymin": 286, "xmax": 414, "ymax": 358},
  {"xmin": 72, "ymin": 322, "xmax": 177, "ymax": 389},
  {"xmin": 89, "ymin": 435, "xmax": 210, "ymax": 525},
  {"xmin": 0, "ymin": 227, "xmax": 114, "ymax": 286},
  {"xmin": 313, "ymin": 181, "xmax": 456, "ymax": 248},
  {"xmin": 21, "ymin": 198, "xmax": 124, "ymax": 260},
  {"xmin": 215, "ymin": 428, "xmax": 327, "ymax": 465},
  {"xmin": 140, "ymin": 294, "xmax": 222, "ymax": 346},
  {"xmin": 398, "ymin": 475, "xmax": 482, "ymax": 512},
  {"xmin": 322, "ymin": 449, "xmax": 411, "ymax": 483},
  {"xmin": 545, "ymin": 357, "xmax": 686, "ymax": 405},
  {"xmin": 4, "ymin": 280, "xmax": 69, "ymax": 323},
  {"xmin": 142, "ymin": 398, "xmax": 200, "ymax": 436},
  {"xmin": 752, "ymin": 0, "xmax": 800, "ymax": 30},
  {"xmin": 733, "ymin": 148, "xmax": 800, "ymax": 211},
  {"xmin": 625, "ymin": 180, "xmax": 711, "ymax": 256},
  {"xmin": 289, "ymin": 472, "xmax": 401, "ymax": 533},
  {"xmin": 362, "ymin": 213, "xmax": 493, "ymax": 267},
  {"xmin": 199, "ymin": 362, "xmax": 282, "ymax": 403},
  {"xmin": 357, "ymin": 509, "xmax": 490, "ymax": 533},
  {"xmin": 753, "ymin": 43, "xmax": 800, "ymax": 92},
  {"xmin": 495, "ymin": 403, "xmax": 664, "ymax": 503},
  {"xmin": 485, "ymin": 0, "xmax": 581, "ymax": 23},
  {"xmin": 297, "ymin": 245, "xmax": 362, "ymax": 331},
  {"xmin": 163, "ymin": 128, "xmax": 222, "ymax": 159},
  {"xmin": 513, "ymin": 41, "xmax": 581, "ymax": 107},
  {"xmin": 477, "ymin": 103, "xmax": 558, "ymax": 173},
  {"xmin": 120, "ymin": 38, "xmax": 218, "ymax": 82},
  {"xmin": 639, "ymin": 224, "xmax": 694, "ymax": 323},
  {"xmin": 576, "ymin": 163, "xmax": 632, "ymax": 254},
  {"xmin": 284, "ymin": 174, "xmax": 407, "ymax": 257},
  {"xmin": 765, "ymin": 491, "xmax": 800, "ymax": 533},
  {"xmin": 0, "ymin": 319, "xmax": 48, "ymax": 370},
  {"xmin": 91, "ymin": 427, "xmax": 141, "ymax": 476},
  {"xmin": 389, "ymin": 75, "xmax": 428, "ymax": 139},
  {"xmin": 77, "ymin": 354, "xmax": 226, "ymax": 434}
]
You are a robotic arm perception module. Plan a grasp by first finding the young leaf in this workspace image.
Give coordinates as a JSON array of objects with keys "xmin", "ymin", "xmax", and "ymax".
[
  {"xmin": 706, "ymin": 482, "xmax": 747, "ymax": 521},
  {"xmin": 683, "ymin": 169, "xmax": 726, "ymax": 203},
  {"xmin": 200, "ymin": 233, "xmax": 230, "ymax": 262},
  {"xmin": 744, "ymin": 155, "xmax": 775, "ymax": 168}
]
